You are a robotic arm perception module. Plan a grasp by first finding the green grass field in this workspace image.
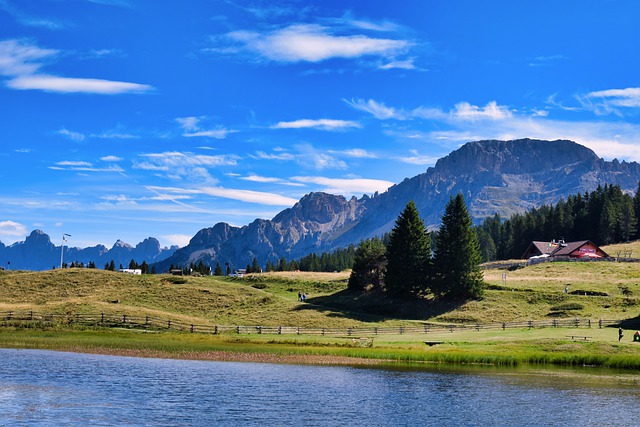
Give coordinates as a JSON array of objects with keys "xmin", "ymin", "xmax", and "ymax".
[{"xmin": 1, "ymin": 245, "xmax": 640, "ymax": 369}]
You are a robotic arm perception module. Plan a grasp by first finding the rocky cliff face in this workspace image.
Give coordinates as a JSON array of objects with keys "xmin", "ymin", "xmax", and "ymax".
[{"xmin": 156, "ymin": 138, "xmax": 640, "ymax": 272}]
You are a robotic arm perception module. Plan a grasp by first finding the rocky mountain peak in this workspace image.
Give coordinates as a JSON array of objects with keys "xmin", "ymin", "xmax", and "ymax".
[{"xmin": 433, "ymin": 139, "xmax": 599, "ymax": 176}]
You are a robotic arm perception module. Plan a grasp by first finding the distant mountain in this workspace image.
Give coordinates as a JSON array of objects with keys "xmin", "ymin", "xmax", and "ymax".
[
  {"xmin": 0, "ymin": 231, "xmax": 178, "ymax": 271},
  {"xmin": 155, "ymin": 139, "xmax": 640, "ymax": 272}
]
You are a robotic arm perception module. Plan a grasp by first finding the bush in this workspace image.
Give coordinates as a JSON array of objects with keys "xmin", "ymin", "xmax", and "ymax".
[{"xmin": 549, "ymin": 302, "xmax": 584, "ymax": 312}]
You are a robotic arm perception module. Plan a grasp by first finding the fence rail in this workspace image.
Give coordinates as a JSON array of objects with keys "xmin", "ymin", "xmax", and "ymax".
[{"xmin": 1, "ymin": 310, "xmax": 636, "ymax": 336}]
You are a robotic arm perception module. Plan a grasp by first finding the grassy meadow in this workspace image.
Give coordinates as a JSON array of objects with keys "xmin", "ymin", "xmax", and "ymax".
[{"xmin": 1, "ymin": 243, "xmax": 640, "ymax": 369}]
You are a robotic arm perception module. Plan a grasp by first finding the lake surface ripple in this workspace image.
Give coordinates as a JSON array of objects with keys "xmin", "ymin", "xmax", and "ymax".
[{"xmin": 1, "ymin": 349, "xmax": 640, "ymax": 426}]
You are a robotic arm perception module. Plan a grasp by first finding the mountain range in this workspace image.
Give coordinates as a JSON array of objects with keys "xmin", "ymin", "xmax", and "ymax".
[
  {"xmin": 0, "ymin": 231, "xmax": 177, "ymax": 271},
  {"xmin": 4, "ymin": 139, "xmax": 640, "ymax": 272}
]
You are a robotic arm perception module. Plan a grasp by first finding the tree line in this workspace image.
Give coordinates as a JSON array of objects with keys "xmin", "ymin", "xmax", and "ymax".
[
  {"xmin": 476, "ymin": 183, "xmax": 640, "ymax": 261},
  {"xmin": 349, "ymin": 194, "xmax": 484, "ymax": 301}
]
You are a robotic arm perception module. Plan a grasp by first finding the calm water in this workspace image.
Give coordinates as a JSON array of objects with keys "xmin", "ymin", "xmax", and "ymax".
[{"xmin": 1, "ymin": 349, "xmax": 640, "ymax": 426}]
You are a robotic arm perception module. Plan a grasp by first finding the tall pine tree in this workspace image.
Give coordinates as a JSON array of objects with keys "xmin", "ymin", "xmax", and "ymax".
[
  {"xmin": 434, "ymin": 194, "xmax": 484, "ymax": 300},
  {"xmin": 385, "ymin": 201, "xmax": 432, "ymax": 297},
  {"xmin": 348, "ymin": 238, "xmax": 386, "ymax": 291}
]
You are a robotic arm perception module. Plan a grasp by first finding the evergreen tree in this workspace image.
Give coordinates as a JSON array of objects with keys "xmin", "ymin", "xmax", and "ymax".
[
  {"xmin": 108, "ymin": 260, "xmax": 116, "ymax": 271},
  {"xmin": 251, "ymin": 257, "xmax": 261, "ymax": 273},
  {"xmin": 140, "ymin": 260, "xmax": 149, "ymax": 274},
  {"xmin": 348, "ymin": 238, "xmax": 386, "ymax": 291},
  {"xmin": 214, "ymin": 262, "xmax": 223, "ymax": 276},
  {"xmin": 434, "ymin": 194, "xmax": 484, "ymax": 300},
  {"xmin": 385, "ymin": 201, "xmax": 432, "ymax": 296}
]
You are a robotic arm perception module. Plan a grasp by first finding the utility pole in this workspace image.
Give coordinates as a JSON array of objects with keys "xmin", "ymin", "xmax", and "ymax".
[{"xmin": 60, "ymin": 233, "xmax": 71, "ymax": 269}]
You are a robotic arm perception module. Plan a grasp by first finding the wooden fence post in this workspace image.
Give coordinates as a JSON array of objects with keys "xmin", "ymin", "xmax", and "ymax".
[
  {"xmin": 101, "ymin": 312, "xmax": 104, "ymax": 323},
  {"xmin": 598, "ymin": 319, "xmax": 603, "ymax": 329},
  {"xmin": 528, "ymin": 320, "xmax": 533, "ymax": 330},
  {"xmin": 214, "ymin": 325, "xmax": 218, "ymax": 335},
  {"xmin": 122, "ymin": 314, "xmax": 127, "ymax": 324},
  {"xmin": 167, "ymin": 320, "xmax": 171, "ymax": 329},
  {"xmin": 502, "ymin": 322, "xmax": 506, "ymax": 330},
  {"xmin": 190, "ymin": 324, "xmax": 194, "ymax": 333},
  {"xmin": 348, "ymin": 327, "xmax": 352, "ymax": 336},
  {"xmin": 278, "ymin": 326, "xmax": 282, "ymax": 334},
  {"xmin": 145, "ymin": 316, "xmax": 149, "ymax": 325}
]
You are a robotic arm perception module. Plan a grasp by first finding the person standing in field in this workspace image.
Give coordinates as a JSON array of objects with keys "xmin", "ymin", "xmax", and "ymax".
[{"xmin": 619, "ymin": 327, "xmax": 624, "ymax": 342}]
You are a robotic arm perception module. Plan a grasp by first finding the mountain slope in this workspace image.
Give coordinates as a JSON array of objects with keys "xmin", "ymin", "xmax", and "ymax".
[{"xmin": 156, "ymin": 139, "xmax": 640, "ymax": 271}]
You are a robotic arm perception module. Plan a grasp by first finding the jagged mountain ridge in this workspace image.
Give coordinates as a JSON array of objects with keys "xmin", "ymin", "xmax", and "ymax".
[
  {"xmin": 0, "ymin": 230, "xmax": 178, "ymax": 271},
  {"xmin": 156, "ymin": 139, "xmax": 640, "ymax": 271}
]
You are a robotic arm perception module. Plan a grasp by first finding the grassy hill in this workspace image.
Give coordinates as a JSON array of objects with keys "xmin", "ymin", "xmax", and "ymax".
[{"xmin": 1, "ymin": 247, "xmax": 639, "ymax": 328}]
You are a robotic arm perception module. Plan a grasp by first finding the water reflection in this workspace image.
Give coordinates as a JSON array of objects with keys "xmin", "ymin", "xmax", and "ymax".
[{"xmin": 1, "ymin": 349, "xmax": 639, "ymax": 426}]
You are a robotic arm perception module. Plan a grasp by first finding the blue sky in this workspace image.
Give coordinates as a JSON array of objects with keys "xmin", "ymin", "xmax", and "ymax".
[{"xmin": 1, "ymin": 0, "xmax": 640, "ymax": 249}]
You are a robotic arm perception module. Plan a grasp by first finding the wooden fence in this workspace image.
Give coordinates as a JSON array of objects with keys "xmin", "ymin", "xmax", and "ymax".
[{"xmin": 0, "ymin": 310, "xmax": 636, "ymax": 336}]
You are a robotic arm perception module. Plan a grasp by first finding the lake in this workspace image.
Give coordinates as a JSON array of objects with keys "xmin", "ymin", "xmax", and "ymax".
[{"xmin": 1, "ymin": 349, "xmax": 640, "ymax": 426}]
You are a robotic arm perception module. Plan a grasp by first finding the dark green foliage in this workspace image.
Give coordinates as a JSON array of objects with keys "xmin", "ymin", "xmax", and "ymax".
[
  {"xmin": 477, "ymin": 184, "xmax": 640, "ymax": 260},
  {"xmin": 385, "ymin": 201, "xmax": 432, "ymax": 296},
  {"xmin": 433, "ymin": 194, "xmax": 484, "ymax": 300},
  {"xmin": 298, "ymin": 244, "xmax": 356, "ymax": 272},
  {"xmin": 214, "ymin": 262, "xmax": 223, "ymax": 276},
  {"xmin": 348, "ymin": 238, "xmax": 386, "ymax": 291}
]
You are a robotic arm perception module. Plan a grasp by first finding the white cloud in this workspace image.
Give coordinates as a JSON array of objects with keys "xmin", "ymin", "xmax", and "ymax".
[
  {"xmin": 329, "ymin": 148, "xmax": 377, "ymax": 158},
  {"xmin": 8, "ymin": 74, "xmax": 153, "ymax": 94},
  {"xmin": 0, "ymin": 39, "xmax": 153, "ymax": 95},
  {"xmin": 346, "ymin": 98, "xmax": 511, "ymax": 122},
  {"xmin": 100, "ymin": 155, "xmax": 123, "ymax": 162},
  {"xmin": 344, "ymin": 98, "xmax": 405, "ymax": 119},
  {"xmin": 252, "ymin": 150, "xmax": 296, "ymax": 161},
  {"xmin": 0, "ymin": 39, "xmax": 55, "ymax": 76},
  {"xmin": 160, "ymin": 234, "xmax": 192, "ymax": 248},
  {"xmin": 271, "ymin": 118, "xmax": 361, "ymax": 131},
  {"xmin": 221, "ymin": 23, "xmax": 411, "ymax": 63},
  {"xmin": 290, "ymin": 176, "xmax": 393, "ymax": 196},
  {"xmin": 149, "ymin": 185, "xmax": 298, "ymax": 206},
  {"xmin": 176, "ymin": 116, "xmax": 236, "ymax": 139},
  {"xmin": 451, "ymin": 101, "xmax": 512, "ymax": 121},
  {"xmin": 580, "ymin": 87, "xmax": 640, "ymax": 115},
  {"xmin": 134, "ymin": 151, "xmax": 238, "ymax": 182},
  {"xmin": 394, "ymin": 149, "xmax": 440, "ymax": 166},
  {"xmin": 240, "ymin": 174, "xmax": 305, "ymax": 187},
  {"xmin": 57, "ymin": 128, "xmax": 86, "ymax": 142},
  {"xmin": 55, "ymin": 161, "xmax": 92, "ymax": 167},
  {"xmin": 183, "ymin": 129, "xmax": 236, "ymax": 139},
  {"xmin": 0, "ymin": 220, "xmax": 28, "ymax": 243}
]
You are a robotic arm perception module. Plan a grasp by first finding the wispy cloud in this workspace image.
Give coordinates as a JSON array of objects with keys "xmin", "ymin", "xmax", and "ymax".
[
  {"xmin": 394, "ymin": 149, "xmax": 440, "ymax": 166},
  {"xmin": 328, "ymin": 148, "xmax": 377, "ymax": 158},
  {"xmin": 271, "ymin": 118, "xmax": 361, "ymax": 131},
  {"xmin": 49, "ymin": 160, "xmax": 124, "ymax": 172},
  {"xmin": 57, "ymin": 127, "xmax": 140, "ymax": 141},
  {"xmin": 290, "ymin": 176, "xmax": 393, "ymax": 196},
  {"xmin": 148, "ymin": 185, "xmax": 298, "ymax": 206},
  {"xmin": 0, "ymin": 220, "xmax": 28, "ymax": 242},
  {"xmin": 0, "ymin": 2, "xmax": 65, "ymax": 29},
  {"xmin": 134, "ymin": 151, "xmax": 238, "ymax": 183},
  {"xmin": 100, "ymin": 155, "xmax": 123, "ymax": 162},
  {"xmin": 345, "ymin": 98, "xmax": 511, "ymax": 122},
  {"xmin": 240, "ymin": 174, "xmax": 306, "ymax": 187},
  {"xmin": 0, "ymin": 39, "xmax": 153, "ymax": 94},
  {"xmin": 579, "ymin": 87, "xmax": 640, "ymax": 116},
  {"xmin": 176, "ymin": 116, "xmax": 236, "ymax": 139},
  {"xmin": 8, "ymin": 74, "xmax": 152, "ymax": 94},
  {"xmin": 214, "ymin": 23, "xmax": 412, "ymax": 64}
]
